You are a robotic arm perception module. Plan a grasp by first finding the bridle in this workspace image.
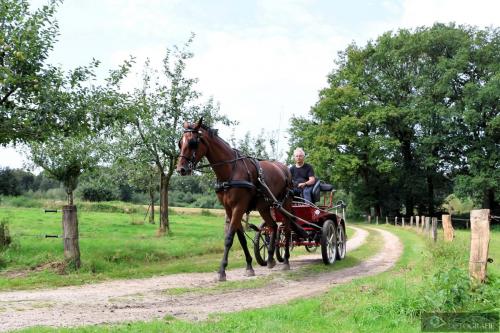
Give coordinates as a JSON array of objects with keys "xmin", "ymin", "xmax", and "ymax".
[
  {"xmin": 178, "ymin": 127, "xmax": 251, "ymax": 173},
  {"xmin": 178, "ymin": 128, "xmax": 204, "ymax": 172}
]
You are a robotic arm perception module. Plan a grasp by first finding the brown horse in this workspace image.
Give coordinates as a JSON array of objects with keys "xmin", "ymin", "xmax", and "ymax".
[{"xmin": 176, "ymin": 118, "xmax": 295, "ymax": 281}]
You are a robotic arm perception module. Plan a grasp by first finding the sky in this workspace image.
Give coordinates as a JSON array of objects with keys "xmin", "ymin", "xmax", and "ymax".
[{"xmin": 2, "ymin": 0, "xmax": 500, "ymax": 168}]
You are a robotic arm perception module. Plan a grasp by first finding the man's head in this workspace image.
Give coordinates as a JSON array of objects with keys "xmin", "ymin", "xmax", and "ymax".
[{"xmin": 293, "ymin": 147, "xmax": 305, "ymax": 166}]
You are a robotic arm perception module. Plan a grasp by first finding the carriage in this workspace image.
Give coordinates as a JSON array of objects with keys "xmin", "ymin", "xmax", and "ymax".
[
  {"xmin": 177, "ymin": 119, "xmax": 348, "ymax": 281},
  {"xmin": 251, "ymin": 180, "xmax": 347, "ymax": 266}
]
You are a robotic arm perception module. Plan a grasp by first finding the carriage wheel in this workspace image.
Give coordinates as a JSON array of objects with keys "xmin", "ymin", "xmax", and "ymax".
[
  {"xmin": 275, "ymin": 228, "xmax": 285, "ymax": 263},
  {"xmin": 253, "ymin": 229, "xmax": 270, "ymax": 266},
  {"xmin": 305, "ymin": 244, "xmax": 318, "ymax": 253},
  {"xmin": 336, "ymin": 222, "xmax": 347, "ymax": 260},
  {"xmin": 320, "ymin": 219, "xmax": 338, "ymax": 265}
]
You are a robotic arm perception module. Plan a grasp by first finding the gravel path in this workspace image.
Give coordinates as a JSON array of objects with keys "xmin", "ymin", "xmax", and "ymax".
[{"xmin": 0, "ymin": 226, "xmax": 402, "ymax": 332}]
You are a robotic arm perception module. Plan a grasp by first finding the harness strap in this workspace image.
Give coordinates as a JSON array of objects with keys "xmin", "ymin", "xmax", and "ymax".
[{"xmin": 215, "ymin": 180, "xmax": 257, "ymax": 192}]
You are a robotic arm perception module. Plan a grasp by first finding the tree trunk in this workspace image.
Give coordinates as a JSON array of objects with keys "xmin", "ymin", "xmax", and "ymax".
[
  {"xmin": 68, "ymin": 190, "xmax": 74, "ymax": 206},
  {"xmin": 426, "ymin": 175, "xmax": 434, "ymax": 216},
  {"xmin": 374, "ymin": 203, "xmax": 381, "ymax": 217},
  {"xmin": 62, "ymin": 205, "xmax": 80, "ymax": 269},
  {"xmin": 149, "ymin": 188, "xmax": 155, "ymax": 224},
  {"xmin": 159, "ymin": 172, "xmax": 169, "ymax": 235},
  {"xmin": 482, "ymin": 188, "xmax": 498, "ymax": 210},
  {"xmin": 401, "ymin": 138, "xmax": 415, "ymax": 218}
]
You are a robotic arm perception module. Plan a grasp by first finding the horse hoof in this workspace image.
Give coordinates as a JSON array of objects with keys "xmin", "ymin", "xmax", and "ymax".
[
  {"xmin": 282, "ymin": 263, "xmax": 290, "ymax": 271},
  {"xmin": 246, "ymin": 269, "xmax": 255, "ymax": 277},
  {"xmin": 267, "ymin": 260, "xmax": 276, "ymax": 269},
  {"xmin": 218, "ymin": 274, "xmax": 227, "ymax": 282}
]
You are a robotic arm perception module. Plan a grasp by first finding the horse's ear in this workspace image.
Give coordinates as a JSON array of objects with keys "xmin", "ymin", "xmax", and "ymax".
[{"xmin": 194, "ymin": 117, "xmax": 203, "ymax": 130}]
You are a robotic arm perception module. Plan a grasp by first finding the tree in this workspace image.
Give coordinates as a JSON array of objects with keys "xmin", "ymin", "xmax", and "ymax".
[
  {"xmin": 290, "ymin": 23, "xmax": 499, "ymax": 216},
  {"xmin": 452, "ymin": 27, "xmax": 500, "ymax": 209},
  {"xmin": 28, "ymin": 133, "xmax": 101, "ymax": 205},
  {"xmin": 0, "ymin": 0, "xmax": 63, "ymax": 144},
  {"xmin": 115, "ymin": 35, "xmax": 229, "ymax": 235}
]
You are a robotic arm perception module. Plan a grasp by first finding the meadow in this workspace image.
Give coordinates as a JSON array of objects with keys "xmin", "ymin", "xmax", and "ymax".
[
  {"xmin": 0, "ymin": 199, "xmax": 354, "ymax": 290},
  {"xmin": 1, "ymin": 198, "xmax": 498, "ymax": 332},
  {"xmin": 9, "ymin": 224, "xmax": 498, "ymax": 333}
]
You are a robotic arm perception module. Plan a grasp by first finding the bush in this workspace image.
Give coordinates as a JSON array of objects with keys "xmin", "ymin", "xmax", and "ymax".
[
  {"xmin": 190, "ymin": 195, "xmax": 221, "ymax": 209},
  {"xmin": 81, "ymin": 186, "xmax": 116, "ymax": 202},
  {"xmin": 0, "ymin": 195, "xmax": 44, "ymax": 208}
]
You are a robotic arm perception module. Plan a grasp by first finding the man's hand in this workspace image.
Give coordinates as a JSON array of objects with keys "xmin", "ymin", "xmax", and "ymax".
[{"xmin": 298, "ymin": 182, "xmax": 306, "ymax": 188}]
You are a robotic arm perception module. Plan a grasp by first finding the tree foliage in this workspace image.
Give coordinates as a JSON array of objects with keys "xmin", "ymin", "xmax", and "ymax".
[
  {"xmin": 0, "ymin": 0, "xmax": 62, "ymax": 143},
  {"xmin": 290, "ymin": 24, "xmax": 499, "ymax": 215},
  {"xmin": 114, "ymin": 35, "xmax": 230, "ymax": 234}
]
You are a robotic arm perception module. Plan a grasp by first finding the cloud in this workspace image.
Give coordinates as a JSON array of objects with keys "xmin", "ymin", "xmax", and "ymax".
[{"xmin": 399, "ymin": 0, "xmax": 500, "ymax": 28}]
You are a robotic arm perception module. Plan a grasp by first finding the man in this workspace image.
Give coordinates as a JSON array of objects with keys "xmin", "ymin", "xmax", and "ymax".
[{"xmin": 290, "ymin": 148, "xmax": 316, "ymax": 203}]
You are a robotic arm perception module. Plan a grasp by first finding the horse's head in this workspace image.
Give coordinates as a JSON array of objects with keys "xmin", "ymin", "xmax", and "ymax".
[{"xmin": 176, "ymin": 118, "xmax": 209, "ymax": 176}]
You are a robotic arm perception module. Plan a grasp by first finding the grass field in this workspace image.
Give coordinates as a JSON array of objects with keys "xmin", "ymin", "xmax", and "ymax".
[
  {"xmin": 1, "ymin": 200, "xmax": 498, "ymax": 332},
  {"xmin": 0, "ymin": 204, "xmax": 354, "ymax": 290},
  {"xmin": 13, "ymin": 223, "xmax": 498, "ymax": 333}
]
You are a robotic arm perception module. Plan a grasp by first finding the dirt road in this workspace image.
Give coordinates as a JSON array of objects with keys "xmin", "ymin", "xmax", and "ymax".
[{"xmin": 0, "ymin": 226, "xmax": 402, "ymax": 331}]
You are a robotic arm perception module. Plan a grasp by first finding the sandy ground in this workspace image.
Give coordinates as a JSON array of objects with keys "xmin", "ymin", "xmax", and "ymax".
[{"xmin": 0, "ymin": 226, "xmax": 403, "ymax": 332}]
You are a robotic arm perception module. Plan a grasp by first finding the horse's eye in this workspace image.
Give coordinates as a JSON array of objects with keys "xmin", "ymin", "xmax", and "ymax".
[{"xmin": 188, "ymin": 139, "xmax": 199, "ymax": 149}]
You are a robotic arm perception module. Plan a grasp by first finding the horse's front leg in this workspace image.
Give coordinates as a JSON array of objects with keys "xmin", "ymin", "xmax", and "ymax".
[
  {"xmin": 218, "ymin": 208, "xmax": 245, "ymax": 282},
  {"xmin": 218, "ymin": 225, "xmax": 236, "ymax": 282},
  {"xmin": 236, "ymin": 228, "xmax": 255, "ymax": 276}
]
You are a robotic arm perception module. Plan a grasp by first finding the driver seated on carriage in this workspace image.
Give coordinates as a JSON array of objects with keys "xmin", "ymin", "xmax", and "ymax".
[{"xmin": 290, "ymin": 147, "xmax": 316, "ymax": 203}]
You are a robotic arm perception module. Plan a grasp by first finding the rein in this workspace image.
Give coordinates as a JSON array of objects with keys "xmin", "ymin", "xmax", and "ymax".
[{"xmin": 195, "ymin": 154, "xmax": 248, "ymax": 170}]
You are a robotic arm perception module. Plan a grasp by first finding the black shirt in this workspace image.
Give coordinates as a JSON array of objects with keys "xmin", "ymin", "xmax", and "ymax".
[{"xmin": 290, "ymin": 163, "xmax": 315, "ymax": 186}]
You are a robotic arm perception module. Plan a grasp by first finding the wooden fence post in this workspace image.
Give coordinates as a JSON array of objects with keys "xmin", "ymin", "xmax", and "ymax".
[
  {"xmin": 425, "ymin": 217, "xmax": 430, "ymax": 236},
  {"xmin": 410, "ymin": 216, "xmax": 413, "ymax": 227},
  {"xmin": 402, "ymin": 217, "xmax": 405, "ymax": 227},
  {"xmin": 442, "ymin": 214, "xmax": 454, "ymax": 242},
  {"xmin": 395, "ymin": 216, "xmax": 398, "ymax": 226},
  {"xmin": 368, "ymin": 215, "xmax": 371, "ymax": 224},
  {"xmin": 385, "ymin": 216, "xmax": 388, "ymax": 224},
  {"xmin": 62, "ymin": 205, "xmax": 81, "ymax": 268},
  {"xmin": 469, "ymin": 209, "xmax": 490, "ymax": 282},
  {"xmin": 431, "ymin": 217, "xmax": 437, "ymax": 242},
  {"xmin": 376, "ymin": 216, "xmax": 379, "ymax": 225},
  {"xmin": 421, "ymin": 216, "xmax": 426, "ymax": 232},
  {"xmin": 416, "ymin": 216, "xmax": 419, "ymax": 229}
]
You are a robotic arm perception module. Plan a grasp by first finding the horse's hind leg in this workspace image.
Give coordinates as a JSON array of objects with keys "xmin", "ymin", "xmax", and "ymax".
[
  {"xmin": 258, "ymin": 207, "xmax": 277, "ymax": 269},
  {"xmin": 282, "ymin": 221, "xmax": 291, "ymax": 270},
  {"xmin": 236, "ymin": 228, "xmax": 255, "ymax": 276},
  {"xmin": 282, "ymin": 199, "xmax": 294, "ymax": 270}
]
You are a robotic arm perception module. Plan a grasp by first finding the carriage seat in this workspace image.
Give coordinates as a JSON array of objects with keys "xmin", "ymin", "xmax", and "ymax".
[{"xmin": 311, "ymin": 180, "xmax": 335, "ymax": 203}]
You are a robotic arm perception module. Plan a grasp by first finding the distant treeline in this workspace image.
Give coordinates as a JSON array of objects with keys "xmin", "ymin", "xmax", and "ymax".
[{"xmin": 0, "ymin": 167, "xmax": 221, "ymax": 208}]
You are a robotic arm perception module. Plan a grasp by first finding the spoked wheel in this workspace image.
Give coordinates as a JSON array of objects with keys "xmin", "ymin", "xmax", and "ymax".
[
  {"xmin": 320, "ymin": 219, "xmax": 338, "ymax": 265},
  {"xmin": 336, "ymin": 222, "xmax": 347, "ymax": 260},
  {"xmin": 253, "ymin": 228, "xmax": 270, "ymax": 266},
  {"xmin": 275, "ymin": 228, "xmax": 286, "ymax": 263}
]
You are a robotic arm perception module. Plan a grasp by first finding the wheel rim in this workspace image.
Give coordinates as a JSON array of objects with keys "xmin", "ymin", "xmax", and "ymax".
[
  {"xmin": 259, "ymin": 233, "xmax": 268, "ymax": 261},
  {"xmin": 327, "ymin": 224, "xmax": 336, "ymax": 262},
  {"xmin": 337, "ymin": 226, "xmax": 345, "ymax": 256},
  {"xmin": 277, "ymin": 233, "xmax": 283, "ymax": 256}
]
